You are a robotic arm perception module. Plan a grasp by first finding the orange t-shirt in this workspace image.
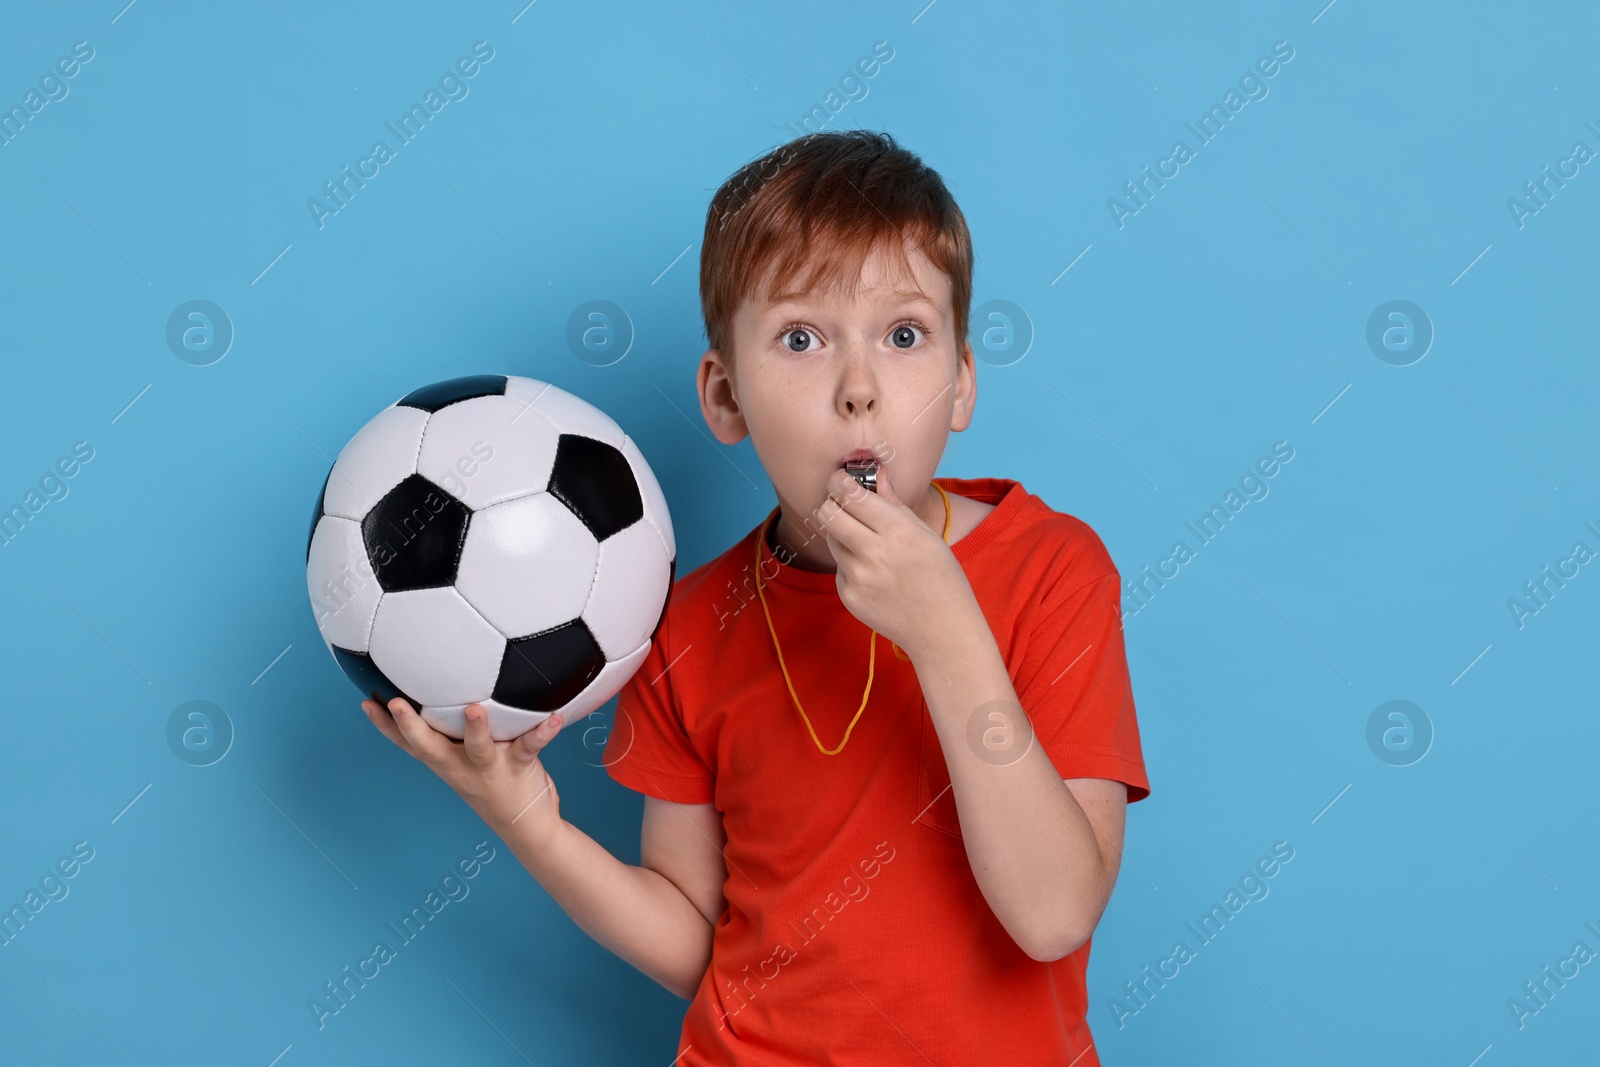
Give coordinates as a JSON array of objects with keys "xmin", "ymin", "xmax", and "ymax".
[{"xmin": 603, "ymin": 476, "xmax": 1150, "ymax": 1066}]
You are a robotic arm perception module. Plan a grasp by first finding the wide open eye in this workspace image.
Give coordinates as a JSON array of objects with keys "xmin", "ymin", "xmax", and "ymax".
[
  {"xmin": 889, "ymin": 322, "xmax": 925, "ymax": 349},
  {"xmin": 781, "ymin": 325, "xmax": 820, "ymax": 353}
]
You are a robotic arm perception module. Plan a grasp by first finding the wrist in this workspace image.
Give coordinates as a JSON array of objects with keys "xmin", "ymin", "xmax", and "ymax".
[
  {"xmin": 904, "ymin": 591, "xmax": 989, "ymax": 674},
  {"xmin": 483, "ymin": 800, "xmax": 566, "ymax": 860}
]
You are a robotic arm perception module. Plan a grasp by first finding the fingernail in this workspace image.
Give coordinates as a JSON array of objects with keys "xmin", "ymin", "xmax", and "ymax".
[{"xmin": 550, "ymin": 714, "xmax": 562, "ymax": 729}]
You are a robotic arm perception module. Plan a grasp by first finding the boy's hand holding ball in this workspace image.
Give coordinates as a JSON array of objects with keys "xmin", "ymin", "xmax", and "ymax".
[{"xmin": 362, "ymin": 697, "xmax": 566, "ymax": 846}]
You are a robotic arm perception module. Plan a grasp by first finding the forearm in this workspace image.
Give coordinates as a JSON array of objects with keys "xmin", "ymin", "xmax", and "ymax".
[
  {"xmin": 910, "ymin": 606, "xmax": 1109, "ymax": 960},
  {"xmin": 498, "ymin": 815, "xmax": 713, "ymax": 999}
]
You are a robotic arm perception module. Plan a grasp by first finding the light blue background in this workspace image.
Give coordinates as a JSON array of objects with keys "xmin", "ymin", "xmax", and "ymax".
[{"xmin": 2, "ymin": 1, "xmax": 1596, "ymax": 1063}]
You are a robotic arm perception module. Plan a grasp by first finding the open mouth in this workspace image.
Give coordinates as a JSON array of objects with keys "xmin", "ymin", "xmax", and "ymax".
[
  {"xmin": 839, "ymin": 449, "xmax": 880, "ymax": 492},
  {"xmin": 838, "ymin": 448, "xmax": 878, "ymax": 469}
]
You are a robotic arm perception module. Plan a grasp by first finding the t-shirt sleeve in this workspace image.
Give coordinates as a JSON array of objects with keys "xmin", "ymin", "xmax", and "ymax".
[
  {"xmin": 1013, "ymin": 551, "xmax": 1150, "ymax": 804},
  {"xmin": 602, "ymin": 605, "xmax": 715, "ymax": 804}
]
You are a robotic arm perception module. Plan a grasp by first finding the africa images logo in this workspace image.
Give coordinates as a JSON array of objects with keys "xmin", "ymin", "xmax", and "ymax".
[
  {"xmin": 1108, "ymin": 841, "xmax": 1295, "ymax": 1029},
  {"xmin": 307, "ymin": 842, "xmax": 496, "ymax": 1030},
  {"xmin": 306, "ymin": 41, "xmax": 495, "ymax": 230},
  {"xmin": 1106, "ymin": 40, "xmax": 1295, "ymax": 230},
  {"xmin": 710, "ymin": 841, "xmax": 897, "ymax": 1033}
]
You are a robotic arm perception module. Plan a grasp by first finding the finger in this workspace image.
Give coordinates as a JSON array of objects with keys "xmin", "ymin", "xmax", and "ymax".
[
  {"xmin": 836, "ymin": 467, "xmax": 875, "ymax": 506},
  {"xmin": 831, "ymin": 468, "xmax": 900, "ymax": 534},
  {"xmin": 873, "ymin": 462, "xmax": 902, "ymax": 506},
  {"xmin": 362, "ymin": 700, "xmax": 415, "ymax": 755},
  {"xmin": 824, "ymin": 526, "xmax": 857, "ymax": 566},
  {"xmin": 822, "ymin": 478, "xmax": 872, "ymax": 545},
  {"xmin": 387, "ymin": 697, "xmax": 452, "ymax": 763},
  {"xmin": 462, "ymin": 703, "xmax": 496, "ymax": 766},
  {"xmin": 510, "ymin": 711, "xmax": 564, "ymax": 764},
  {"xmin": 829, "ymin": 468, "xmax": 880, "ymax": 515}
]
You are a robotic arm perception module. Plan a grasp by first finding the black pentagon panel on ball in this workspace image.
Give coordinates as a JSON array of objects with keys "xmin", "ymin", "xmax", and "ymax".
[
  {"xmin": 396, "ymin": 375, "xmax": 509, "ymax": 413},
  {"xmin": 361, "ymin": 473, "xmax": 472, "ymax": 592},
  {"xmin": 548, "ymin": 434, "xmax": 644, "ymax": 541},
  {"xmin": 494, "ymin": 620, "xmax": 608, "ymax": 712},
  {"xmin": 330, "ymin": 645, "xmax": 419, "ymax": 709},
  {"xmin": 307, "ymin": 465, "xmax": 332, "ymax": 564}
]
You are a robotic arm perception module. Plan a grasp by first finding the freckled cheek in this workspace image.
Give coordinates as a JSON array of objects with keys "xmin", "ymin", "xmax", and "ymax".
[
  {"xmin": 750, "ymin": 396, "xmax": 829, "ymax": 486},
  {"xmin": 770, "ymin": 396, "xmax": 821, "ymax": 444},
  {"xmin": 766, "ymin": 377, "xmax": 833, "ymax": 432},
  {"xmin": 886, "ymin": 376, "xmax": 946, "ymax": 431}
]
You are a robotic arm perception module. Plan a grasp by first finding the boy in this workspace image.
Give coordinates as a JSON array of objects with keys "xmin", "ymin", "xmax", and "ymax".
[{"xmin": 362, "ymin": 129, "xmax": 1150, "ymax": 1065}]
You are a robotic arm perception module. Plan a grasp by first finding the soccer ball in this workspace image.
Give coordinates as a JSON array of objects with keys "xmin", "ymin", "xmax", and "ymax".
[{"xmin": 305, "ymin": 374, "xmax": 676, "ymax": 741}]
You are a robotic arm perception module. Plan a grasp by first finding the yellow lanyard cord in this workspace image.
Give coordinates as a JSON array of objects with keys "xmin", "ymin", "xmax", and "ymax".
[{"xmin": 754, "ymin": 482, "xmax": 953, "ymax": 756}]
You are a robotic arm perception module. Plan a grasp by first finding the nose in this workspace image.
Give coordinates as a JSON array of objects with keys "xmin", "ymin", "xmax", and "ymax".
[{"xmin": 836, "ymin": 344, "xmax": 878, "ymax": 417}]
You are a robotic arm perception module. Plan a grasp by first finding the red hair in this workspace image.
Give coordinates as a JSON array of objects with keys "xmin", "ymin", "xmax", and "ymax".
[{"xmin": 699, "ymin": 130, "xmax": 973, "ymax": 380}]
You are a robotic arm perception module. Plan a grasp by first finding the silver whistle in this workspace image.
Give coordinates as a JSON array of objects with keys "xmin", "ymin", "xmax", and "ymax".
[{"xmin": 843, "ymin": 459, "xmax": 878, "ymax": 494}]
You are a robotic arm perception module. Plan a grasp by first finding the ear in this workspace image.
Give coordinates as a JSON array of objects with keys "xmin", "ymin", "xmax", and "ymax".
[
  {"xmin": 951, "ymin": 337, "xmax": 977, "ymax": 433},
  {"xmin": 698, "ymin": 347, "xmax": 748, "ymax": 446}
]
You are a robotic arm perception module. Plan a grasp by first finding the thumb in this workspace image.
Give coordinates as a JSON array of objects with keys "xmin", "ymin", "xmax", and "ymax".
[{"xmin": 876, "ymin": 462, "xmax": 904, "ymax": 508}]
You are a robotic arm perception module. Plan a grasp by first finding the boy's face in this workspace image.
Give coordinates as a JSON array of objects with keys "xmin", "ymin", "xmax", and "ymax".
[{"xmin": 698, "ymin": 242, "xmax": 976, "ymax": 572}]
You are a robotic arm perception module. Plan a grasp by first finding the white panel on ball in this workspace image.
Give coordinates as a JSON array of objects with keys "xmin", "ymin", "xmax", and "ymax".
[
  {"xmin": 368, "ymin": 586, "xmax": 504, "ymax": 707},
  {"xmin": 621, "ymin": 433, "xmax": 676, "ymax": 563},
  {"xmin": 322, "ymin": 405, "xmax": 431, "ymax": 520},
  {"xmin": 306, "ymin": 516, "xmax": 384, "ymax": 652},
  {"xmin": 415, "ymin": 394, "xmax": 562, "ymax": 511},
  {"xmin": 504, "ymin": 377, "xmax": 625, "ymax": 450},
  {"xmin": 455, "ymin": 492, "xmax": 600, "ymax": 639},
  {"xmin": 583, "ymin": 520, "xmax": 672, "ymax": 660},
  {"xmin": 420, "ymin": 699, "xmax": 551, "ymax": 741}
]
